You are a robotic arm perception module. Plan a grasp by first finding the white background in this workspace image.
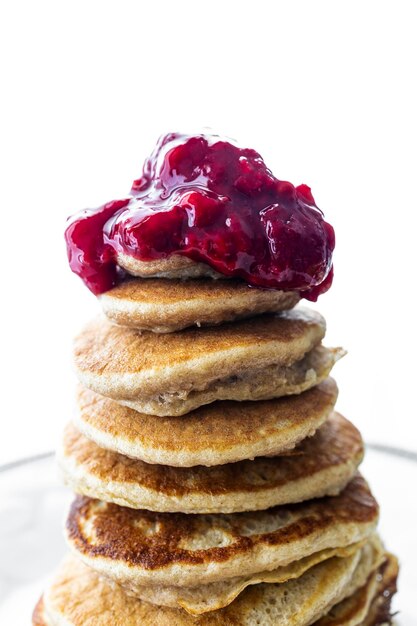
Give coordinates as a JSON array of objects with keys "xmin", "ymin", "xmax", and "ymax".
[{"xmin": 1, "ymin": 0, "xmax": 417, "ymax": 464}]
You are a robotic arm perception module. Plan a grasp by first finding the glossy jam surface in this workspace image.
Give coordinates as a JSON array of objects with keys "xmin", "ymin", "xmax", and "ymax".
[{"xmin": 65, "ymin": 133, "xmax": 335, "ymax": 298}]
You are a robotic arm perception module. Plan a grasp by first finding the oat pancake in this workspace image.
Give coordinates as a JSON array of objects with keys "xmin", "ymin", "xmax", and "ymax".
[
  {"xmin": 33, "ymin": 546, "xmax": 395, "ymax": 625},
  {"xmin": 59, "ymin": 411, "xmax": 363, "ymax": 514},
  {"xmin": 108, "ymin": 344, "xmax": 340, "ymax": 417},
  {"xmin": 108, "ymin": 537, "xmax": 382, "ymax": 614},
  {"xmin": 65, "ymin": 475, "xmax": 378, "ymax": 588},
  {"xmin": 314, "ymin": 552, "xmax": 398, "ymax": 626},
  {"xmin": 74, "ymin": 379, "xmax": 338, "ymax": 467},
  {"xmin": 357, "ymin": 554, "xmax": 398, "ymax": 626},
  {"xmin": 74, "ymin": 307, "xmax": 341, "ymax": 416},
  {"xmin": 118, "ymin": 252, "xmax": 228, "ymax": 280},
  {"xmin": 100, "ymin": 277, "xmax": 300, "ymax": 332}
]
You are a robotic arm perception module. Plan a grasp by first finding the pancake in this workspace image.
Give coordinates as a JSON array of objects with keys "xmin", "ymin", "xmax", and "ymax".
[
  {"xmin": 100, "ymin": 277, "xmax": 300, "ymax": 333},
  {"xmin": 33, "ymin": 547, "xmax": 395, "ymax": 625},
  {"xmin": 315, "ymin": 553, "xmax": 398, "ymax": 626},
  {"xmin": 118, "ymin": 344, "xmax": 340, "ymax": 416},
  {"xmin": 357, "ymin": 554, "xmax": 398, "ymax": 626},
  {"xmin": 59, "ymin": 411, "xmax": 363, "ymax": 514},
  {"xmin": 118, "ymin": 251, "xmax": 225, "ymax": 280},
  {"xmin": 74, "ymin": 379, "xmax": 338, "ymax": 467},
  {"xmin": 74, "ymin": 308, "xmax": 341, "ymax": 416},
  {"xmin": 106, "ymin": 537, "xmax": 383, "ymax": 614},
  {"xmin": 65, "ymin": 475, "xmax": 378, "ymax": 588}
]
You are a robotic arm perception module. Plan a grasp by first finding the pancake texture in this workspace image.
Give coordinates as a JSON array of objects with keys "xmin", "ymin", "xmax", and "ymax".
[
  {"xmin": 316, "ymin": 553, "xmax": 398, "ymax": 626},
  {"xmin": 100, "ymin": 277, "xmax": 300, "ymax": 332},
  {"xmin": 359, "ymin": 553, "xmax": 398, "ymax": 626},
  {"xmin": 117, "ymin": 252, "xmax": 226, "ymax": 280},
  {"xmin": 33, "ymin": 548, "xmax": 396, "ymax": 625},
  {"xmin": 59, "ymin": 411, "xmax": 363, "ymax": 514},
  {"xmin": 74, "ymin": 308, "xmax": 341, "ymax": 416},
  {"xmin": 65, "ymin": 475, "xmax": 378, "ymax": 588},
  {"xmin": 119, "ymin": 344, "xmax": 340, "ymax": 416},
  {"xmin": 74, "ymin": 378, "xmax": 338, "ymax": 467},
  {"xmin": 108, "ymin": 537, "xmax": 383, "ymax": 614}
]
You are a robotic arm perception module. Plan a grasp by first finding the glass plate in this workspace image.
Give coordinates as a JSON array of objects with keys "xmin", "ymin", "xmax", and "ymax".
[{"xmin": 0, "ymin": 448, "xmax": 415, "ymax": 625}]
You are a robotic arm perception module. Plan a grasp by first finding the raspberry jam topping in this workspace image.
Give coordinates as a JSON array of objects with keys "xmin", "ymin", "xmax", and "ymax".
[{"xmin": 65, "ymin": 132, "xmax": 335, "ymax": 298}]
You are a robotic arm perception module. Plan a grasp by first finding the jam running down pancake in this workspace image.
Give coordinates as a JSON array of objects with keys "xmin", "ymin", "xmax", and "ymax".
[{"xmin": 65, "ymin": 132, "xmax": 335, "ymax": 299}]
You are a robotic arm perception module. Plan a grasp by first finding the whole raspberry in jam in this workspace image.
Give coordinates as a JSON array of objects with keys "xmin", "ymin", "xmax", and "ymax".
[{"xmin": 65, "ymin": 132, "xmax": 335, "ymax": 299}]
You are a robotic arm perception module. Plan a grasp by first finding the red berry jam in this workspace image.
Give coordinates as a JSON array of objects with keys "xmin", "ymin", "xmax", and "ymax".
[{"xmin": 65, "ymin": 132, "xmax": 335, "ymax": 299}]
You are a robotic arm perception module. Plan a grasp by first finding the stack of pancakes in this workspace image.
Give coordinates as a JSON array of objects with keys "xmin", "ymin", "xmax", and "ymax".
[{"xmin": 33, "ymin": 277, "xmax": 398, "ymax": 625}]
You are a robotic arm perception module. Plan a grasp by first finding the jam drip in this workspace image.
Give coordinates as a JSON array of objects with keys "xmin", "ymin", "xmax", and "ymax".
[{"xmin": 65, "ymin": 132, "xmax": 335, "ymax": 298}]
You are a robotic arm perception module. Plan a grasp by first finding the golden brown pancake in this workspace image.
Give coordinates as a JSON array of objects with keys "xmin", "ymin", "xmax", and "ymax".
[
  {"xmin": 102, "ymin": 536, "xmax": 383, "ymax": 614},
  {"xmin": 315, "ymin": 553, "xmax": 398, "ymax": 626},
  {"xmin": 59, "ymin": 412, "xmax": 363, "ymax": 514},
  {"xmin": 74, "ymin": 379, "xmax": 338, "ymax": 467},
  {"xmin": 32, "ymin": 549, "xmax": 397, "ymax": 625},
  {"xmin": 358, "ymin": 554, "xmax": 398, "ymax": 626},
  {"xmin": 74, "ymin": 308, "xmax": 341, "ymax": 416},
  {"xmin": 100, "ymin": 277, "xmax": 300, "ymax": 332},
  {"xmin": 117, "ymin": 251, "xmax": 224, "ymax": 280},
  {"xmin": 65, "ymin": 475, "xmax": 378, "ymax": 589}
]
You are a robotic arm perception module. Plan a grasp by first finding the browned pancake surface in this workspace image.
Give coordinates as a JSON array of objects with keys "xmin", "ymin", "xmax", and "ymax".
[
  {"xmin": 74, "ymin": 308, "xmax": 325, "ymax": 381},
  {"xmin": 66, "ymin": 475, "xmax": 378, "ymax": 576},
  {"xmin": 61, "ymin": 412, "xmax": 363, "ymax": 512},
  {"xmin": 100, "ymin": 277, "xmax": 299, "ymax": 332},
  {"xmin": 32, "ymin": 553, "xmax": 398, "ymax": 626},
  {"xmin": 316, "ymin": 554, "xmax": 399, "ymax": 626},
  {"xmin": 104, "ymin": 277, "xmax": 297, "ymax": 306},
  {"xmin": 361, "ymin": 554, "xmax": 399, "ymax": 626},
  {"xmin": 75, "ymin": 379, "xmax": 338, "ymax": 465}
]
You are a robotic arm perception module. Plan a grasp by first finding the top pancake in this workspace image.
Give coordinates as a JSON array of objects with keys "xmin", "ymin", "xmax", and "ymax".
[
  {"xmin": 66, "ymin": 475, "xmax": 379, "ymax": 587},
  {"xmin": 118, "ymin": 251, "xmax": 225, "ymax": 280},
  {"xmin": 74, "ymin": 307, "xmax": 330, "ymax": 416},
  {"xmin": 100, "ymin": 277, "xmax": 300, "ymax": 332}
]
